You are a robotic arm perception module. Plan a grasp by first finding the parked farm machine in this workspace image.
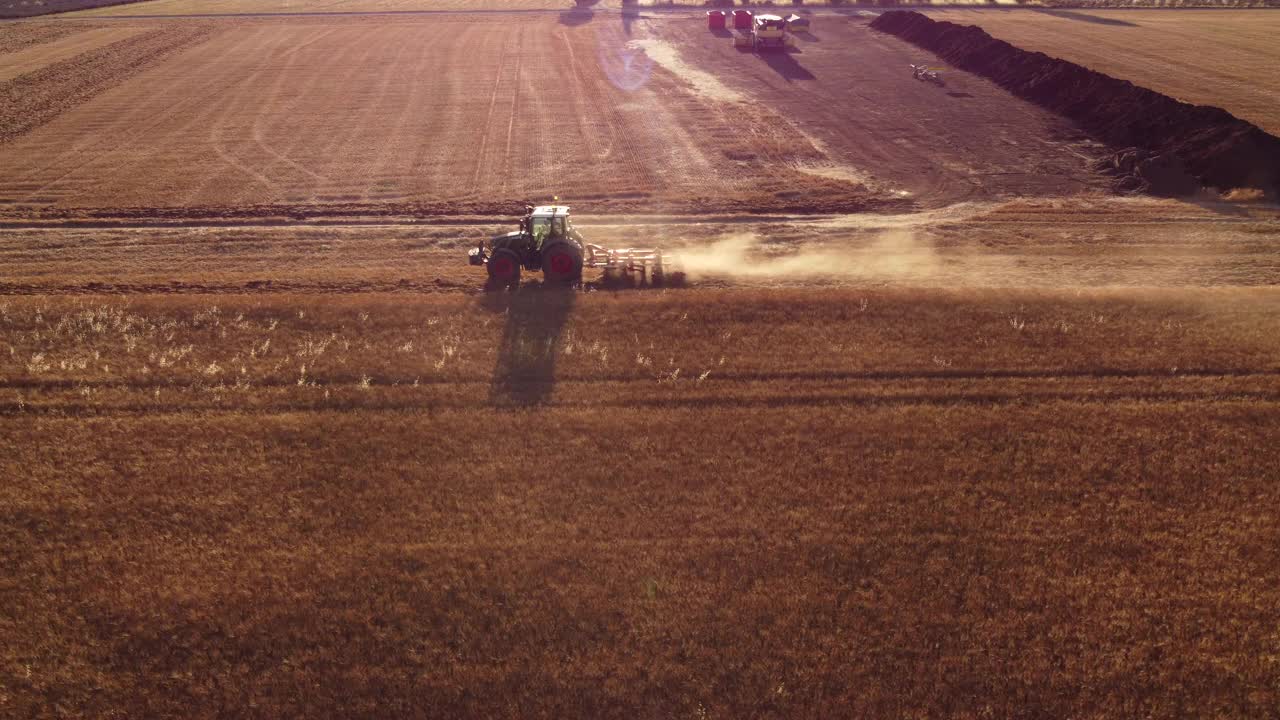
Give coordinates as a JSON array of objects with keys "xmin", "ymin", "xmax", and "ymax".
[
  {"xmin": 469, "ymin": 205, "xmax": 683, "ymax": 287},
  {"xmin": 734, "ymin": 14, "xmax": 792, "ymax": 51},
  {"xmin": 711, "ymin": 11, "xmax": 800, "ymax": 50},
  {"xmin": 910, "ymin": 63, "xmax": 944, "ymax": 85}
]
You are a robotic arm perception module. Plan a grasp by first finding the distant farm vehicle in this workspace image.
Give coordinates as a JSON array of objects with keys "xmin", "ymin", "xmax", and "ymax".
[
  {"xmin": 785, "ymin": 14, "xmax": 810, "ymax": 32},
  {"xmin": 910, "ymin": 63, "xmax": 944, "ymax": 85},
  {"xmin": 733, "ymin": 14, "xmax": 791, "ymax": 51},
  {"xmin": 469, "ymin": 205, "xmax": 683, "ymax": 287}
]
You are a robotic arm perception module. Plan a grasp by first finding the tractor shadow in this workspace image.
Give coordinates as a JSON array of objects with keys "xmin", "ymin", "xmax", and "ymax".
[
  {"xmin": 482, "ymin": 283, "xmax": 577, "ymax": 407},
  {"xmin": 559, "ymin": 7, "xmax": 594, "ymax": 26},
  {"xmin": 738, "ymin": 47, "xmax": 815, "ymax": 82},
  {"xmin": 1034, "ymin": 9, "xmax": 1138, "ymax": 26}
]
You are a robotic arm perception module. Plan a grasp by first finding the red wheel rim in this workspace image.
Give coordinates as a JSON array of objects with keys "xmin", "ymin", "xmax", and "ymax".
[
  {"xmin": 549, "ymin": 252, "xmax": 574, "ymax": 275},
  {"xmin": 491, "ymin": 257, "xmax": 515, "ymax": 279}
]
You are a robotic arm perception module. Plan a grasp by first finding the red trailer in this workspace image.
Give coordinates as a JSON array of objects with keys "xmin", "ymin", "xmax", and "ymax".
[
  {"xmin": 731, "ymin": 9, "xmax": 753, "ymax": 29},
  {"xmin": 706, "ymin": 10, "xmax": 726, "ymax": 30}
]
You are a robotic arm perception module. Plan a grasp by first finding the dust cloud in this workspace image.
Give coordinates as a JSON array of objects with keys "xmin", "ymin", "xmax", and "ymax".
[{"xmin": 675, "ymin": 232, "xmax": 941, "ymax": 281}]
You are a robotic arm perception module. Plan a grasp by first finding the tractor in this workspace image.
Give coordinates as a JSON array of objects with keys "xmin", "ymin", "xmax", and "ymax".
[{"xmin": 468, "ymin": 205, "xmax": 683, "ymax": 287}]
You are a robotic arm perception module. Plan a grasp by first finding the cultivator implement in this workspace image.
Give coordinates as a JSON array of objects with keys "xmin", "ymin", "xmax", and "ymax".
[{"xmin": 584, "ymin": 244, "xmax": 683, "ymax": 286}]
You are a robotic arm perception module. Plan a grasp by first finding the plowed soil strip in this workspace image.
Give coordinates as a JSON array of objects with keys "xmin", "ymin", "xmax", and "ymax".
[
  {"xmin": 0, "ymin": 23, "xmax": 215, "ymax": 143},
  {"xmin": 0, "ymin": 0, "xmax": 150, "ymax": 18},
  {"xmin": 0, "ymin": 26, "xmax": 148, "ymax": 82},
  {"xmin": 0, "ymin": 21, "xmax": 99, "ymax": 54}
]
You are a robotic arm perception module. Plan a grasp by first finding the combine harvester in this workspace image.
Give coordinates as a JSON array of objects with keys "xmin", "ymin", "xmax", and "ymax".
[{"xmin": 468, "ymin": 205, "xmax": 683, "ymax": 287}]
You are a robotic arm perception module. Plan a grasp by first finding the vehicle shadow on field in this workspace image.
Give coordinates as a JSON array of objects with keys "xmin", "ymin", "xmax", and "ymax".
[
  {"xmin": 742, "ymin": 48, "xmax": 816, "ymax": 82},
  {"xmin": 559, "ymin": 7, "xmax": 594, "ymax": 26},
  {"xmin": 1034, "ymin": 9, "xmax": 1138, "ymax": 26},
  {"xmin": 483, "ymin": 284, "xmax": 576, "ymax": 407}
]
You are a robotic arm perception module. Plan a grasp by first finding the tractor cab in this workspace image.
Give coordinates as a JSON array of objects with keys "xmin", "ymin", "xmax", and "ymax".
[{"xmin": 523, "ymin": 205, "xmax": 572, "ymax": 249}]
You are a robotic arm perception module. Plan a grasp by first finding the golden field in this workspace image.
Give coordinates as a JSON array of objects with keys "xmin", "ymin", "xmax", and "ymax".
[
  {"xmin": 3, "ymin": 285, "xmax": 1280, "ymax": 717},
  {"xmin": 3, "ymin": 3, "xmax": 1280, "ymax": 717}
]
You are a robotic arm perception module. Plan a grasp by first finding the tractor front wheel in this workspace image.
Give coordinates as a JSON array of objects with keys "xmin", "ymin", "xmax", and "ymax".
[
  {"xmin": 487, "ymin": 248, "xmax": 522, "ymax": 286},
  {"xmin": 541, "ymin": 243, "xmax": 583, "ymax": 283}
]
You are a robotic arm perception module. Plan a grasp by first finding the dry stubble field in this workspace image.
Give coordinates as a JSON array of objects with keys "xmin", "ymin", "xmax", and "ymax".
[
  {"xmin": 2, "ymin": 4, "xmax": 1280, "ymax": 718},
  {"xmin": 0, "ymin": 10, "xmax": 1115, "ymax": 216}
]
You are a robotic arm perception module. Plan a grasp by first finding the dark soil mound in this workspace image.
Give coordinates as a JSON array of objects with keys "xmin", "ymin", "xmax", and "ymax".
[
  {"xmin": 0, "ymin": 0, "xmax": 146, "ymax": 18},
  {"xmin": 871, "ymin": 10, "xmax": 1280, "ymax": 198}
]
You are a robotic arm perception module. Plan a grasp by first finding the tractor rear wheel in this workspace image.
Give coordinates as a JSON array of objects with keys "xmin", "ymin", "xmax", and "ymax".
[
  {"xmin": 487, "ymin": 248, "xmax": 522, "ymax": 286},
  {"xmin": 541, "ymin": 242, "xmax": 583, "ymax": 283}
]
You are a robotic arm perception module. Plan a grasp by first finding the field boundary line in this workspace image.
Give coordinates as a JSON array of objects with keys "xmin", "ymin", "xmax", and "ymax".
[
  {"xmin": 4, "ymin": 366, "xmax": 1279, "ymax": 393},
  {"xmin": 5, "ymin": 389, "xmax": 1280, "ymax": 418}
]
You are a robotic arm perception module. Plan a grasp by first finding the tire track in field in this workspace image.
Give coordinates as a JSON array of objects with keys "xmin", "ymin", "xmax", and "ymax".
[
  {"xmin": 566, "ymin": 24, "xmax": 658, "ymax": 192},
  {"xmin": 259, "ymin": 26, "xmax": 367, "ymax": 191},
  {"xmin": 223, "ymin": 27, "xmax": 354, "ymax": 196},
  {"xmin": 172, "ymin": 29, "xmax": 327, "ymax": 205},
  {"xmin": 301, "ymin": 26, "xmax": 397, "ymax": 199},
  {"xmin": 469, "ymin": 33, "xmax": 511, "ymax": 194},
  {"xmin": 271, "ymin": 25, "xmax": 386, "ymax": 202},
  {"xmin": 5, "ymin": 367, "xmax": 1279, "ymax": 394},
  {"xmin": 362, "ymin": 24, "xmax": 437, "ymax": 202},
  {"xmin": 396, "ymin": 21, "xmax": 511, "ymax": 203},
  {"xmin": 249, "ymin": 26, "xmax": 342, "ymax": 188},
  {"xmin": 606, "ymin": 26, "xmax": 736, "ymax": 201},
  {"xmin": 182, "ymin": 25, "xmax": 381, "ymax": 205},
  {"xmin": 306, "ymin": 25, "xmax": 413, "ymax": 202},
  {"xmin": 5, "ymin": 386, "xmax": 1279, "ymax": 418},
  {"xmin": 499, "ymin": 29, "xmax": 525, "ymax": 195},
  {"xmin": 514, "ymin": 26, "xmax": 560, "ymax": 194},
  {"xmin": 201, "ymin": 28, "xmax": 299, "ymax": 202},
  {"xmin": 558, "ymin": 28, "xmax": 613, "ymax": 164}
]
